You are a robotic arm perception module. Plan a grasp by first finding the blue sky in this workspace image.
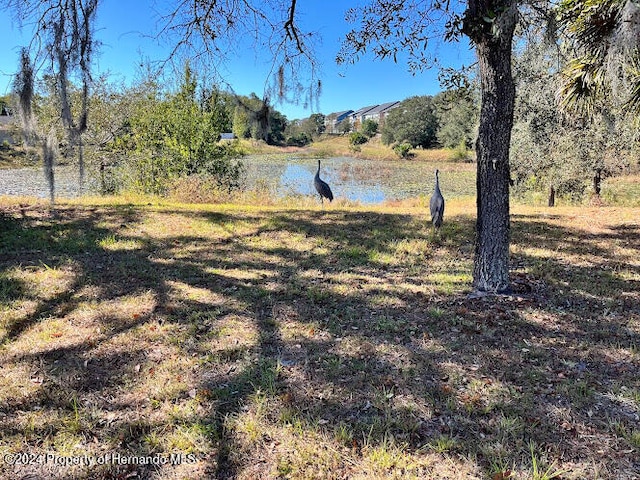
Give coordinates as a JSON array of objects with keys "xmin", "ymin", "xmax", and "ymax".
[{"xmin": 0, "ymin": 0, "xmax": 474, "ymax": 120}]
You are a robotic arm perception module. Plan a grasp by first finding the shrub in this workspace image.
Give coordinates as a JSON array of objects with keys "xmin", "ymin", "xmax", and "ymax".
[
  {"xmin": 349, "ymin": 132, "xmax": 368, "ymax": 146},
  {"xmin": 448, "ymin": 139, "xmax": 473, "ymax": 162},
  {"xmin": 361, "ymin": 119, "xmax": 378, "ymax": 138},
  {"xmin": 286, "ymin": 132, "xmax": 312, "ymax": 147},
  {"xmin": 393, "ymin": 142, "xmax": 413, "ymax": 158}
]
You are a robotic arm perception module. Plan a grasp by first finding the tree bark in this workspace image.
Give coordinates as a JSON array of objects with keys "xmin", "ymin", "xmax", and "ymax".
[
  {"xmin": 464, "ymin": 1, "xmax": 517, "ymax": 294},
  {"xmin": 593, "ymin": 168, "xmax": 602, "ymax": 196}
]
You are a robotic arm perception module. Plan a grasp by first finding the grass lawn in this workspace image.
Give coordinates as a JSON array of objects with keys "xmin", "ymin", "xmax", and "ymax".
[{"xmin": 0, "ymin": 196, "xmax": 639, "ymax": 479}]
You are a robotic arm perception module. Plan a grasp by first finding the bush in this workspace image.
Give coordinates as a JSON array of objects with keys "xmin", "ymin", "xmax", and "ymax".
[
  {"xmin": 361, "ymin": 119, "xmax": 378, "ymax": 138},
  {"xmin": 349, "ymin": 132, "xmax": 368, "ymax": 146},
  {"xmin": 393, "ymin": 142, "xmax": 413, "ymax": 158},
  {"xmin": 448, "ymin": 139, "xmax": 473, "ymax": 162},
  {"xmin": 286, "ymin": 132, "xmax": 312, "ymax": 147}
]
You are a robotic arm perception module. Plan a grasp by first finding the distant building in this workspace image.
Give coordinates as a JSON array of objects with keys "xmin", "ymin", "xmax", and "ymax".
[
  {"xmin": 361, "ymin": 101, "xmax": 400, "ymax": 127},
  {"xmin": 220, "ymin": 132, "xmax": 236, "ymax": 141},
  {"xmin": 324, "ymin": 110, "xmax": 353, "ymax": 134},
  {"xmin": 349, "ymin": 105, "xmax": 377, "ymax": 131}
]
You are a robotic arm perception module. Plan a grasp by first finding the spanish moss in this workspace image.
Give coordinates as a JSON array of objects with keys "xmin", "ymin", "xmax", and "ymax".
[
  {"xmin": 43, "ymin": 129, "xmax": 58, "ymax": 204},
  {"xmin": 13, "ymin": 48, "xmax": 36, "ymax": 147}
]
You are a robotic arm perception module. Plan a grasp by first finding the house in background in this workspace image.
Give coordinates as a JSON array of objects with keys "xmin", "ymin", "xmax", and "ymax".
[
  {"xmin": 349, "ymin": 105, "xmax": 377, "ymax": 131},
  {"xmin": 324, "ymin": 110, "xmax": 353, "ymax": 134},
  {"xmin": 361, "ymin": 101, "xmax": 400, "ymax": 127},
  {"xmin": 320, "ymin": 101, "xmax": 401, "ymax": 134}
]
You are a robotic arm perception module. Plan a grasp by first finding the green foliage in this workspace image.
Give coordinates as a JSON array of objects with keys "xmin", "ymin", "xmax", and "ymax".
[
  {"xmin": 123, "ymin": 64, "xmax": 245, "ymax": 195},
  {"xmin": 286, "ymin": 132, "xmax": 312, "ymax": 147},
  {"xmin": 448, "ymin": 139, "xmax": 473, "ymax": 162},
  {"xmin": 308, "ymin": 113, "xmax": 326, "ymax": 136},
  {"xmin": 268, "ymin": 110, "xmax": 287, "ymax": 144},
  {"xmin": 0, "ymin": 95, "xmax": 12, "ymax": 115},
  {"xmin": 557, "ymin": 0, "xmax": 640, "ymax": 116},
  {"xmin": 434, "ymin": 89, "xmax": 478, "ymax": 149},
  {"xmin": 360, "ymin": 119, "xmax": 378, "ymax": 138},
  {"xmin": 381, "ymin": 96, "xmax": 438, "ymax": 148},
  {"xmin": 231, "ymin": 94, "xmax": 286, "ymax": 144},
  {"xmin": 510, "ymin": 38, "xmax": 637, "ymax": 203},
  {"xmin": 337, "ymin": 118, "xmax": 352, "ymax": 134},
  {"xmin": 232, "ymin": 106, "xmax": 251, "ymax": 139},
  {"xmin": 349, "ymin": 131, "xmax": 369, "ymax": 146},
  {"xmin": 392, "ymin": 142, "xmax": 413, "ymax": 158}
]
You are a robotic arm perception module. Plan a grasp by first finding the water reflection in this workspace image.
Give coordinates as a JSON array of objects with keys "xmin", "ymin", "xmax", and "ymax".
[{"xmin": 244, "ymin": 155, "xmax": 475, "ymax": 204}]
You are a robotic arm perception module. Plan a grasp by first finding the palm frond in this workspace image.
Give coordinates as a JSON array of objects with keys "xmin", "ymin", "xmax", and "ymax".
[
  {"xmin": 621, "ymin": 51, "xmax": 640, "ymax": 113},
  {"xmin": 557, "ymin": 0, "xmax": 625, "ymax": 51},
  {"xmin": 559, "ymin": 55, "xmax": 609, "ymax": 116}
]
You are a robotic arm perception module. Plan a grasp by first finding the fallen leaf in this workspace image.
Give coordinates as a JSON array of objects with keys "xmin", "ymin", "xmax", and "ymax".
[
  {"xmin": 492, "ymin": 471, "xmax": 512, "ymax": 480},
  {"xmin": 281, "ymin": 392, "xmax": 293, "ymax": 404},
  {"xmin": 51, "ymin": 332, "xmax": 63, "ymax": 338}
]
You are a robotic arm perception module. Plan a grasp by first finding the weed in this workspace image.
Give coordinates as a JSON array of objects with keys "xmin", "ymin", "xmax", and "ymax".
[
  {"xmin": 427, "ymin": 435, "xmax": 457, "ymax": 453},
  {"xmin": 610, "ymin": 420, "xmax": 640, "ymax": 448},
  {"xmin": 529, "ymin": 441, "xmax": 570, "ymax": 480},
  {"xmin": 334, "ymin": 422, "xmax": 354, "ymax": 446}
]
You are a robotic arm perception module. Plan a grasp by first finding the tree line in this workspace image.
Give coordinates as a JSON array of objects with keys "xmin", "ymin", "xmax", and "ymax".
[{"xmin": 6, "ymin": 35, "xmax": 640, "ymax": 206}]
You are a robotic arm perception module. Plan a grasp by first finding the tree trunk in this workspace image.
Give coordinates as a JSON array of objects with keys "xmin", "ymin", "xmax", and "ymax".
[
  {"xmin": 548, "ymin": 186, "xmax": 555, "ymax": 207},
  {"xmin": 593, "ymin": 168, "xmax": 602, "ymax": 196},
  {"xmin": 464, "ymin": 1, "xmax": 518, "ymax": 294}
]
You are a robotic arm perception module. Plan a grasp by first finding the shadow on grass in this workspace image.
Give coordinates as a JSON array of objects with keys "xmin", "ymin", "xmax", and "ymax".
[{"xmin": 0, "ymin": 203, "xmax": 638, "ymax": 479}]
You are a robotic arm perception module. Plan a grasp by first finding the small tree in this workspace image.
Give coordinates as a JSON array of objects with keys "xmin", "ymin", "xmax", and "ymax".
[
  {"xmin": 308, "ymin": 113, "xmax": 326, "ymax": 136},
  {"xmin": 349, "ymin": 131, "xmax": 368, "ymax": 146},
  {"xmin": 337, "ymin": 118, "xmax": 352, "ymax": 134},
  {"xmin": 360, "ymin": 118, "xmax": 378, "ymax": 138},
  {"xmin": 393, "ymin": 142, "xmax": 413, "ymax": 158},
  {"xmin": 125, "ymin": 64, "xmax": 244, "ymax": 195},
  {"xmin": 510, "ymin": 35, "xmax": 636, "ymax": 204}
]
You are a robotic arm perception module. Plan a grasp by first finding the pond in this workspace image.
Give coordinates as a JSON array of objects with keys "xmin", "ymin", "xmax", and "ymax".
[
  {"xmin": 0, "ymin": 165, "xmax": 85, "ymax": 199},
  {"xmin": 243, "ymin": 155, "xmax": 476, "ymax": 203},
  {"xmin": 0, "ymin": 156, "xmax": 477, "ymax": 204}
]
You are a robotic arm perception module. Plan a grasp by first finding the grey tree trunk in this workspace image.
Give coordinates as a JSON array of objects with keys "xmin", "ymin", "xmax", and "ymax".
[{"xmin": 464, "ymin": 1, "xmax": 518, "ymax": 294}]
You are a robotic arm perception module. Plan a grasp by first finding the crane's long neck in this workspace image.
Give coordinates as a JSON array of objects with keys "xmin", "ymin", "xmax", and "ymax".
[
  {"xmin": 316, "ymin": 160, "xmax": 321, "ymax": 177},
  {"xmin": 435, "ymin": 171, "xmax": 440, "ymax": 191}
]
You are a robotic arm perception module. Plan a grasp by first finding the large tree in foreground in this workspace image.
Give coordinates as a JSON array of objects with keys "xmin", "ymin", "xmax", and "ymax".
[
  {"xmin": 339, "ymin": 0, "xmax": 639, "ymax": 293},
  {"xmin": 339, "ymin": 0, "xmax": 520, "ymax": 293},
  {"xmin": 4, "ymin": 0, "xmax": 97, "ymax": 200}
]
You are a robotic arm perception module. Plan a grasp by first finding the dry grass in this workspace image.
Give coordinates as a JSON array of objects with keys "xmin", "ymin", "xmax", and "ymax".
[
  {"xmin": 0, "ymin": 197, "xmax": 639, "ymax": 479},
  {"xmin": 306, "ymin": 135, "xmax": 468, "ymax": 163}
]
